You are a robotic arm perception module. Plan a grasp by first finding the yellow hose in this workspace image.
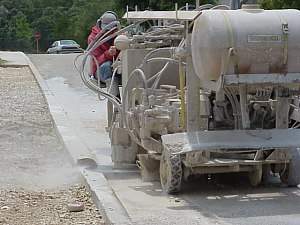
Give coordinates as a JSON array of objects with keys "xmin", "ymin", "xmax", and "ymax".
[{"xmin": 178, "ymin": 58, "xmax": 186, "ymax": 132}]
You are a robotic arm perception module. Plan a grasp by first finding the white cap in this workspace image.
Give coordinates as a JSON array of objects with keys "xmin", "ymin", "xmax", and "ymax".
[
  {"xmin": 114, "ymin": 35, "xmax": 130, "ymax": 50},
  {"xmin": 100, "ymin": 12, "xmax": 117, "ymax": 30}
]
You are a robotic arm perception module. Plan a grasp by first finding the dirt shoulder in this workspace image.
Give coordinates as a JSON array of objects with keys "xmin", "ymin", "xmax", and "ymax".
[{"xmin": 0, "ymin": 66, "xmax": 105, "ymax": 224}]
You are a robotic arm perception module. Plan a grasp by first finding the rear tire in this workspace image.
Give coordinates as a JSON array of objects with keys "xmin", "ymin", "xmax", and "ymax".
[
  {"xmin": 261, "ymin": 164, "xmax": 271, "ymax": 185},
  {"xmin": 249, "ymin": 165, "xmax": 262, "ymax": 187},
  {"xmin": 280, "ymin": 148, "xmax": 300, "ymax": 186}
]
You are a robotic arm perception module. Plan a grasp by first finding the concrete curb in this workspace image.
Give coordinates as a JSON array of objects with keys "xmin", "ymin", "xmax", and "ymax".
[{"xmin": 24, "ymin": 53, "xmax": 133, "ymax": 225}]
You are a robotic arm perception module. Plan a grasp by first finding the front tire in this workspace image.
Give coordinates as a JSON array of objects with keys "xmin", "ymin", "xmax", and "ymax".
[{"xmin": 160, "ymin": 150, "xmax": 182, "ymax": 194}]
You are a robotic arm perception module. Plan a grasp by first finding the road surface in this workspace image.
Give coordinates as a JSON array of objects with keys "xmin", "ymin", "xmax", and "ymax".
[{"xmin": 29, "ymin": 53, "xmax": 300, "ymax": 225}]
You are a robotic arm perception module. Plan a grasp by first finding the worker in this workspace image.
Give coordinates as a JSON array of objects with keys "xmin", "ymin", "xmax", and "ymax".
[{"xmin": 88, "ymin": 11, "xmax": 121, "ymax": 98}]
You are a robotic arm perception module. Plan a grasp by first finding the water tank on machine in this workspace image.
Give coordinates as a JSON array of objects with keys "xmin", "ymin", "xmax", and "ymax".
[{"xmin": 191, "ymin": 5, "xmax": 300, "ymax": 90}]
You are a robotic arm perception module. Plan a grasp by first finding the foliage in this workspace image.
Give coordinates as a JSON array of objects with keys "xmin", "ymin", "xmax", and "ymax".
[
  {"xmin": 69, "ymin": 0, "xmax": 118, "ymax": 48},
  {"xmin": 0, "ymin": 0, "xmax": 121, "ymax": 52},
  {"xmin": 258, "ymin": 0, "xmax": 300, "ymax": 9},
  {"xmin": 0, "ymin": 0, "xmax": 298, "ymax": 52},
  {"xmin": 15, "ymin": 13, "xmax": 33, "ymax": 47}
]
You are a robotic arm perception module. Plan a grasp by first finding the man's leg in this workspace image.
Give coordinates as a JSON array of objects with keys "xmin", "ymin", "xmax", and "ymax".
[{"xmin": 99, "ymin": 61, "xmax": 120, "ymax": 97}]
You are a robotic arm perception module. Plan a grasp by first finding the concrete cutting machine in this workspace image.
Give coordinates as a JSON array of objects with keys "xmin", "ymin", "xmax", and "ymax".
[{"xmin": 80, "ymin": 2, "xmax": 300, "ymax": 193}]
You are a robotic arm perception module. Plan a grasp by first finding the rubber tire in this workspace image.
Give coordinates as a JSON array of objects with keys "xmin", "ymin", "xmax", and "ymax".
[
  {"xmin": 261, "ymin": 164, "xmax": 271, "ymax": 185},
  {"xmin": 280, "ymin": 148, "xmax": 300, "ymax": 186},
  {"xmin": 249, "ymin": 165, "xmax": 262, "ymax": 187},
  {"xmin": 160, "ymin": 150, "xmax": 182, "ymax": 194}
]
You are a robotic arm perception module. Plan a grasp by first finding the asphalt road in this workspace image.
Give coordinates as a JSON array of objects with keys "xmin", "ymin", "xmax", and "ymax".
[{"xmin": 29, "ymin": 53, "xmax": 300, "ymax": 225}]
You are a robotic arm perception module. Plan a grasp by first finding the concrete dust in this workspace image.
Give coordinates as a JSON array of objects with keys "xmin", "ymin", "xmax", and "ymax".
[
  {"xmin": 33, "ymin": 151, "xmax": 83, "ymax": 190},
  {"xmin": 0, "ymin": 66, "xmax": 81, "ymax": 190},
  {"xmin": 0, "ymin": 66, "xmax": 105, "ymax": 224}
]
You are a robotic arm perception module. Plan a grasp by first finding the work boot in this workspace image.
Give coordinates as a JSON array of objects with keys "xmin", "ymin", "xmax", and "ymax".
[
  {"xmin": 90, "ymin": 76, "xmax": 106, "ymax": 88},
  {"xmin": 105, "ymin": 78, "xmax": 120, "ymax": 97}
]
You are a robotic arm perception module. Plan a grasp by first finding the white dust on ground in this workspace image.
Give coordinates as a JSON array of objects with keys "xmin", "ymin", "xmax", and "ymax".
[{"xmin": 0, "ymin": 66, "xmax": 82, "ymax": 190}]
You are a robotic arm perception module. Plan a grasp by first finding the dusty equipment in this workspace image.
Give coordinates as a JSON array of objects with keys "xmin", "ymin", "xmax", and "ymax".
[{"xmin": 80, "ymin": 3, "xmax": 300, "ymax": 193}]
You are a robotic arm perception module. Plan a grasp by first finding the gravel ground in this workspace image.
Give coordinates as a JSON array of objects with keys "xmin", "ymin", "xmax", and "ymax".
[
  {"xmin": 0, "ymin": 185, "xmax": 104, "ymax": 225},
  {"xmin": 0, "ymin": 66, "xmax": 105, "ymax": 224}
]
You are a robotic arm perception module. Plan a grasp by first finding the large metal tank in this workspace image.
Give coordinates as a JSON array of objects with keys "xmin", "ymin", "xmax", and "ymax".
[{"xmin": 191, "ymin": 5, "xmax": 300, "ymax": 90}]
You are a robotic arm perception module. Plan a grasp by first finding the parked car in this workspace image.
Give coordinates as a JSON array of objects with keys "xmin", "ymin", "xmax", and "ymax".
[{"xmin": 46, "ymin": 40, "xmax": 83, "ymax": 54}]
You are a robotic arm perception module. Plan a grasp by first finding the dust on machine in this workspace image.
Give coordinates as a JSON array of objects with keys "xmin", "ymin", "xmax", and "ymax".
[{"xmin": 79, "ymin": 0, "xmax": 300, "ymax": 194}]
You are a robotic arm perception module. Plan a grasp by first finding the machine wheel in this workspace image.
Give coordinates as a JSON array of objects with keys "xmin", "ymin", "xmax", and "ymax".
[
  {"xmin": 261, "ymin": 164, "xmax": 271, "ymax": 185},
  {"xmin": 248, "ymin": 165, "xmax": 262, "ymax": 187},
  {"xmin": 280, "ymin": 148, "xmax": 300, "ymax": 186},
  {"xmin": 160, "ymin": 150, "xmax": 182, "ymax": 194}
]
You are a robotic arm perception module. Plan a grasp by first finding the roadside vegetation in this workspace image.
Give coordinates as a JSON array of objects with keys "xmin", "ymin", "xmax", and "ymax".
[{"xmin": 0, "ymin": 0, "xmax": 299, "ymax": 53}]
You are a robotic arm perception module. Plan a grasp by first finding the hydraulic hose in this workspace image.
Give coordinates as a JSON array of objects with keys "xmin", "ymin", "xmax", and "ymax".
[
  {"xmin": 79, "ymin": 21, "xmax": 145, "ymax": 117},
  {"xmin": 86, "ymin": 21, "xmax": 120, "ymax": 52},
  {"xmin": 122, "ymin": 69, "xmax": 149, "ymax": 146},
  {"xmin": 178, "ymin": 57, "xmax": 186, "ymax": 132},
  {"xmin": 139, "ymin": 47, "xmax": 173, "ymax": 68}
]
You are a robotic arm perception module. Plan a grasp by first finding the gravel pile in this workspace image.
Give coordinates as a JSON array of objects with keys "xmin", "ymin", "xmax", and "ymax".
[
  {"xmin": 0, "ymin": 66, "xmax": 105, "ymax": 224},
  {"xmin": 0, "ymin": 185, "xmax": 104, "ymax": 225}
]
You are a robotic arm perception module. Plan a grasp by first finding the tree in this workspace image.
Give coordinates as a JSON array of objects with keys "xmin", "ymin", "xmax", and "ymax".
[
  {"xmin": 15, "ymin": 13, "xmax": 33, "ymax": 49},
  {"xmin": 53, "ymin": 14, "xmax": 71, "ymax": 40},
  {"xmin": 69, "ymin": 0, "xmax": 118, "ymax": 48},
  {"xmin": 31, "ymin": 7, "xmax": 56, "ymax": 50},
  {"xmin": 258, "ymin": 0, "xmax": 300, "ymax": 9},
  {"xmin": 0, "ymin": 0, "xmax": 299, "ymax": 52}
]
